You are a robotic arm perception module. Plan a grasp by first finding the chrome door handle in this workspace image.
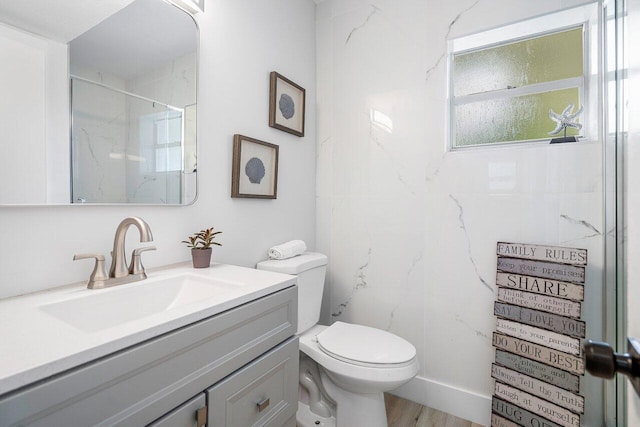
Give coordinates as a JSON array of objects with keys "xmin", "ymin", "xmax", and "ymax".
[{"xmin": 583, "ymin": 337, "xmax": 640, "ymax": 397}]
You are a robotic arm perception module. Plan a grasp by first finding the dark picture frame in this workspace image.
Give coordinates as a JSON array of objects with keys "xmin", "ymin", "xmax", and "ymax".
[
  {"xmin": 269, "ymin": 71, "xmax": 306, "ymax": 137},
  {"xmin": 231, "ymin": 134, "xmax": 279, "ymax": 199}
]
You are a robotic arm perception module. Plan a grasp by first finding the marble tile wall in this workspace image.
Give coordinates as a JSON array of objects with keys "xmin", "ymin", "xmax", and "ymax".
[
  {"xmin": 315, "ymin": 1, "xmax": 608, "ymax": 425},
  {"xmin": 71, "ymin": 76, "xmax": 128, "ymax": 203},
  {"xmin": 125, "ymin": 52, "xmax": 197, "ymax": 204}
]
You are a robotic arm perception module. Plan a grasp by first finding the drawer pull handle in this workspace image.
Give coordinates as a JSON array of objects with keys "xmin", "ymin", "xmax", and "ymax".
[
  {"xmin": 257, "ymin": 397, "xmax": 270, "ymax": 412},
  {"xmin": 196, "ymin": 406, "xmax": 207, "ymax": 427}
]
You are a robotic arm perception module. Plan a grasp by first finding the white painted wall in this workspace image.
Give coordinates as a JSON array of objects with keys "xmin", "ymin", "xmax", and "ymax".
[
  {"xmin": 0, "ymin": 0, "xmax": 317, "ymax": 298},
  {"xmin": 316, "ymin": 0, "xmax": 607, "ymax": 425},
  {"xmin": 0, "ymin": 23, "xmax": 68, "ymax": 204},
  {"xmin": 45, "ymin": 39, "xmax": 71, "ymax": 204}
]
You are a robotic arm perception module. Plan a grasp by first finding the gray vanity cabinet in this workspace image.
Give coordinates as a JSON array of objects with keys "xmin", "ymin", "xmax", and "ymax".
[
  {"xmin": 207, "ymin": 338, "xmax": 298, "ymax": 427},
  {"xmin": 148, "ymin": 394, "xmax": 207, "ymax": 427},
  {"xmin": 0, "ymin": 286, "xmax": 298, "ymax": 427},
  {"xmin": 146, "ymin": 338, "xmax": 298, "ymax": 427}
]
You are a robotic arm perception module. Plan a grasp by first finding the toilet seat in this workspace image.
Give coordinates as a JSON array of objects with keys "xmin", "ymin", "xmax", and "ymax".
[
  {"xmin": 299, "ymin": 324, "xmax": 419, "ymax": 395},
  {"xmin": 316, "ymin": 322, "xmax": 416, "ymax": 368}
]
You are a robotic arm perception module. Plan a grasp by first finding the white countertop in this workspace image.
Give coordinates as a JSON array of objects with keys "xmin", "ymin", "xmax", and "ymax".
[{"xmin": 0, "ymin": 263, "xmax": 296, "ymax": 396}]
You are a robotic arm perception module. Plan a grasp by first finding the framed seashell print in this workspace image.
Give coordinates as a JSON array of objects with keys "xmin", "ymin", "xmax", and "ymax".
[
  {"xmin": 269, "ymin": 71, "xmax": 305, "ymax": 137},
  {"xmin": 231, "ymin": 134, "xmax": 279, "ymax": 198}
]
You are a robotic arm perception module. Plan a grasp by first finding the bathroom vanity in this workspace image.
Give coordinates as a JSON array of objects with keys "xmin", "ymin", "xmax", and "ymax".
[{"xmin": 0, "ymin": 264, "xmax": 298, "ymax": 426}]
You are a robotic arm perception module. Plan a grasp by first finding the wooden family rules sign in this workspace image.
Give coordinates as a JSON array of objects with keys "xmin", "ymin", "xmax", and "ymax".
[{"xmin": 491, "ymin": 242, "xmax": 587, "ymax": 427}]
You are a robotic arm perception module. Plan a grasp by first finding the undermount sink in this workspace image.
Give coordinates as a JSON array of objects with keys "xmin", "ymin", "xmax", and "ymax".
[{"xmin": 39, "ymin": 274, "xmax": 242, "ymax": 333}]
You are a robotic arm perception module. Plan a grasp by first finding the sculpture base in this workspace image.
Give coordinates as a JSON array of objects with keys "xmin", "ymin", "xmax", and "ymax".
[{"xmin": 550, "ymin": 136, "xmax": 579, "ymax": 144}]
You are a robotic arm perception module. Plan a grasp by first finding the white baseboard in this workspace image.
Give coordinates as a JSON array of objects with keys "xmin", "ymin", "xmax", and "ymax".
[{"xmin": 389, "ymin": 375, "xmax": 491, "ymax": 426}]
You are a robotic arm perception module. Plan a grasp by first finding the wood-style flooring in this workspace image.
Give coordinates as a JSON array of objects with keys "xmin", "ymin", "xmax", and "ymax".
[{"xmin": 384, "ymin": 394, "xmax": 485, "ymax": 427}]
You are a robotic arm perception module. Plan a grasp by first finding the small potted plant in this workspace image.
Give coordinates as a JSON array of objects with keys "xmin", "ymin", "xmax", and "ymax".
[{"xmin": 182, "ymin": 227, "xmax": 222, "ymax": 268}]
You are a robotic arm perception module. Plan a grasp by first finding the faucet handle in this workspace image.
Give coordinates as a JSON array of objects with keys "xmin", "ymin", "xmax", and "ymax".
[
  {"xmin": 73, "ymin": 253, "xmax": 109, "ymax": 289},
  {"xmin": 129, "ymin": 246, "xmax": 156, "ymax": 275}
]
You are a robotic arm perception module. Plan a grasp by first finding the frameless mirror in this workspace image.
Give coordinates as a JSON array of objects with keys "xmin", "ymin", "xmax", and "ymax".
[{"xmin": 0, "ymin": 0, "xmax": 198, "ymax": 205}]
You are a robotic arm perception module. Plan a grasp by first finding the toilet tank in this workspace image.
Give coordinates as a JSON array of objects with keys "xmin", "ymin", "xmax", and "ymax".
[{"xmin": 256, "ymin": 252, "xmax": 328, "ymax": 334}]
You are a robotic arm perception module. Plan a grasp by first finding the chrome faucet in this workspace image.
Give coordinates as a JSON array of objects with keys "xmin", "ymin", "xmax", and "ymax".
[
  {"xmin": 109, "ymin": 217, "xmax": 154, "ymax": 278},
  {"xmin": 74, "ymin": 217, "xmax": 156, "ymax": 289}
]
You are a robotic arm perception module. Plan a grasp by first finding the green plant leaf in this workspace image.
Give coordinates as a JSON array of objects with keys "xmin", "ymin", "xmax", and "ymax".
[{"xmin": 182, "ymin": 226, "xmax": 222, "ymax": 248}]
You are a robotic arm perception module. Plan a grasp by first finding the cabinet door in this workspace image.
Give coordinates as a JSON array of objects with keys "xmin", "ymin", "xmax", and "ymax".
[
  {"xmin": 207, "ymin": 337, "xmax": 299, "ymax": 427},
  {"xmin": 148, "ymin": 394, "xmax": 206, "ymax": 427}
]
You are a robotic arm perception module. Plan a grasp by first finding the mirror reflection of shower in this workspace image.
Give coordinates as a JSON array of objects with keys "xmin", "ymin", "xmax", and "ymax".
[{"xmin": 71, "ymin": 77, "xmax": 196, "ymax": 204}]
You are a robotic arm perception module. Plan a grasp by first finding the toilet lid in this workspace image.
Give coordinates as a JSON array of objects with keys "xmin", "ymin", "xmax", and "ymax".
[{"xmin": 316, "ymin": 322, "xmax": 416, "ymax": 365}]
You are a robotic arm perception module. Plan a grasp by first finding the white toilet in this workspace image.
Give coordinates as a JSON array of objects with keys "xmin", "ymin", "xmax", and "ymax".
[{"xmin": 257, "ymin": 252, "xmax": 419, "ymax": 427}]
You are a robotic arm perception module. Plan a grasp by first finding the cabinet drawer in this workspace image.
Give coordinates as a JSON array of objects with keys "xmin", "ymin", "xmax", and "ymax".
[
  {"xmin": 207, "ymin": 337, "xmax": 299, "ymax": 427},
  {"xmin": 0, "ymin": 286, "xmax": 297, "ymax": 427},
  {"xmin": 147, "ymin": 394, "xmax": 206, "ymax": 427}
]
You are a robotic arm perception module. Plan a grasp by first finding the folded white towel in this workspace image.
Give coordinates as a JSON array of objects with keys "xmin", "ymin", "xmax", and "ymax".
[{"xmin": 268, "ymin": 240, "xmax": 307, "ymax": 260}]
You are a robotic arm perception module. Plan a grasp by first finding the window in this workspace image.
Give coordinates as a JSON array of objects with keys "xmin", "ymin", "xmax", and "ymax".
[
  {"xmin": 138, "ymin": 109, "xmax": 185, "ymax": 173},
  {"xmin": 154, "ymin": 111, "xmax": 183, "ymax": 172},
  {"xmin": 448, "ymin": 4, "xmax": 600, "ymax": 149}
]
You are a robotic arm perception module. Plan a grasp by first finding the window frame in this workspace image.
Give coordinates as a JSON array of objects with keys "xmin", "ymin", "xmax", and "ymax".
[
  {"xmin": 446, "ymin": 3, "xmax": 602, "ymax": 150},
  {"xmin": 153, "ymin": 111, "xmax": 184, "ymax": 173},
  {"xmin": 138, "ymin": 108, "xmax": 185, "ymax": 174}
]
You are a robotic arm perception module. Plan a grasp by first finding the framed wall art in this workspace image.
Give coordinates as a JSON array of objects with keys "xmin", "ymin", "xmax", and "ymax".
[
  {"xmin": 231, "ymin": 134, "xmax": 279, "ymax": 199},
  {"xmin": 269, "ymin": 71, "xmax": 306, "ymax": 137}
]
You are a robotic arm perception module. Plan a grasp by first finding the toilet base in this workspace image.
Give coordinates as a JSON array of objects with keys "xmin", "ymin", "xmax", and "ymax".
[
  {"xmin": 296, "ymin": 401, "xmax": 336, "ymax": 427},
  {"xmin": 320, "ymin": 369, "xmax": 388, "ymax": 427}
]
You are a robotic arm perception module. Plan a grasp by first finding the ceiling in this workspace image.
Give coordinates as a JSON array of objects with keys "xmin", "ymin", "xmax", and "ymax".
[
  {"xmin": 0, "ymin": 0, "xmax": 197, "ymax": 81},
  {"xmin": 0, "ymin": 0, "xmax": 136, "ymax": 42},
  {"xmin": 70, "ymin": 0, "xmax": 197, "ymax": 80}
]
